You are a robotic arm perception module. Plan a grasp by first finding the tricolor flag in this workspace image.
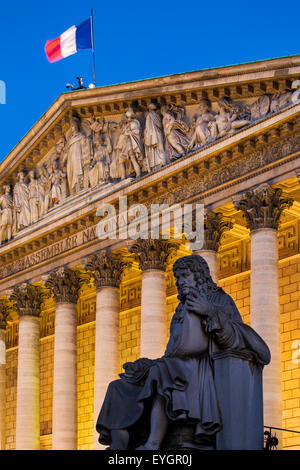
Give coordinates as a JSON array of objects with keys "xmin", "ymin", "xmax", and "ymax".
[{"xmin": 45, "ymin": 18, "xmax": 92, "ymax": 63}]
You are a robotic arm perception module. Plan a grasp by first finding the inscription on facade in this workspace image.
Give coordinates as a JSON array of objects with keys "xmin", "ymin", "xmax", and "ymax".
[{"xmin": 0, "ymin": 226, "xmax": 97, "ymax": 280}]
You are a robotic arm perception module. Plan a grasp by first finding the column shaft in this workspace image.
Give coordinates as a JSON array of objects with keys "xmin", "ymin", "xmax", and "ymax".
[
  {"xmin": 140, "ymin": 269, "xmax": 167, "ymax": 359},
  {"xmin": 0, "ymin": 329, "xmax": 6, "ymax": 450},
  {"xmin": 52, "ymin": 302, "xmax": 77, "ymax": 450},
  {"xmin": 251, "ymin": 229, "xmax": 281, "ymax": 429},
  {"xmin": 193, "ymin": 250, "xmax": 218, "ymax": 284},
  {"xmin": 94, "ymin": 286, "xmax": 119, "ymax": 449},
  {"xmin": 16, "ymin": 315, "xmax": 40, "ymax": 450}
]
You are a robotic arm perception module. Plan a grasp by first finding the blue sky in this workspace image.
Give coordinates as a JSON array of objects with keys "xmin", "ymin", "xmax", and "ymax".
[{"xmin": 0, "ymin": 0, "xmax": 299, "ymax": 162}]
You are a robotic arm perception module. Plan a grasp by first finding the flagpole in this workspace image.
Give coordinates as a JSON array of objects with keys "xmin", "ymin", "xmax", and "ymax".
[{"xmin": 91, "ymin": 8, "xmax": 96, "ymax": 86}]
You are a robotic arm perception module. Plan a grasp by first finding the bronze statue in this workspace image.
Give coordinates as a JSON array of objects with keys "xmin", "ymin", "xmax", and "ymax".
[{"xmin": 96, "ymin": 254, "xmax": 270, "ymax": 450}]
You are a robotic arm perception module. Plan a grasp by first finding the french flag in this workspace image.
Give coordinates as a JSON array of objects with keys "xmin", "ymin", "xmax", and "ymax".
[{"xmin": 45, "ymin": 18, "xmax": 92, "ymax": 63}]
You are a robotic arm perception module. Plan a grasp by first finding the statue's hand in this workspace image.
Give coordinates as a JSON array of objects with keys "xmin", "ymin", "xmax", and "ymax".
[{"xmin": 186, "ymin": 289, "xmax": 215, "ymax": 317}]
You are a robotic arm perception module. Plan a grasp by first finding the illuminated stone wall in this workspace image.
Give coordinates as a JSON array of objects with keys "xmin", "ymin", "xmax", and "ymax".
[
  {"xmin": 4, "ymin": 253, "xmax": 300, "ymax": 450},
  {"xmin": 77, "ymin": 322, "xmax": 95, "ymax": 450},
  {"xmin": 5, "ymin": 348, "xmax": 17, "ymax": 450},
  {"xmin": 219, "ymin": 272, "xmax": 251, "ymax": 325},
  {"xmin": 279, "ymin": 256, "xmax": 300, "ymax": 450}
]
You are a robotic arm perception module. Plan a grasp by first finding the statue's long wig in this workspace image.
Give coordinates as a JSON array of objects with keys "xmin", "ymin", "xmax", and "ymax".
[{"xmin": 173, "ymin": 254, "xmax": 219, "ymax": 300}]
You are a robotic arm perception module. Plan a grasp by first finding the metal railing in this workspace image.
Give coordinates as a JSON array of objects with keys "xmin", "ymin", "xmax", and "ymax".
[{"xmin": 264, "ymin": 426, "xmax": 300, "ymax": 450}]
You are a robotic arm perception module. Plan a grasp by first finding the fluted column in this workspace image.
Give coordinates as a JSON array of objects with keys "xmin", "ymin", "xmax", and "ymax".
[
  {"xmin": 86, "ymin": 251, "xmax": 129, "ymax": 450},
  {"xmin": 234, "ymin": 183, "xmax": 293, "ymax": 432},
  {"xmin": 45, "ymin": 267, "xmax": 84, "ymax": 450},
  {"xmin": 0, "ymin": 299, "xmax": 11, "ymax": 450},
  {"xmin": 130, "ymin": 239, "xmax": 179, "ymax": 359},
  {"xmin": 193, "ymin": 210, "xmax": 232, "ymax": 283},
  {"xmin": 9, "ymin": 283, "xmax": 48, "ymax": 450}
]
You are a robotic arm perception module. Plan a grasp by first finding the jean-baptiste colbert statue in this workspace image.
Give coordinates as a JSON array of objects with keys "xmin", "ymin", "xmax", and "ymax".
[{"xmin": 96, "ymin": 254, "xmax": 270, "ymax": 450}]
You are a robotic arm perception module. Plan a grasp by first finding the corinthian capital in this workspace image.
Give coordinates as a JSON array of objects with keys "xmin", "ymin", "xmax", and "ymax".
[
  {"xmin": 201, "ymin": 210, "xmax": 233, "ymax": 251},
  {"xmin": 0, "ymin": 298, "xmax": 13, "ymax": 330},
  {"xmin": 233, "ymin": 183, "xmax": 293, "ymax": 231},
  {"xmin": 45, "ymin": 267, "xmax": 86, "ymax": 304},
  {"xmin": 86, "ymin": 251, "xmax": 130, "ymax": 289},
  {"xmin": 9, "ymin": 283, "xmax": 50, "ymax": 317},
  {"xmin": 130, "ymin": 239, "xmax": 179, "ymax": 272}
]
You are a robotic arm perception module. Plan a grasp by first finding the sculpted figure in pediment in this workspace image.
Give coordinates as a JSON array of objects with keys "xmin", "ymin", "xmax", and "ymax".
[
  {"xmin": 28, "ymin": 169, "xmax": 40, "ymax": 224},
  {"xmin": 144, "ymin": 103, "xmax": 168, "ymax": 170},
  {"xmin": 270, "ymin": 91, "xmax": 293, "ymax": 113},
  {"xmin": 188, "ymin": 99, "xmax": 217, "ymax": 150},
  {"xmin": 62, "ymin": 116, "xmax": 86, "ymax": 195},
  {"xmin": 117, "ymin": 109, "xmax": 146, "ymax": 179},
  {"xmin": 37, "ymin": 165, "xmax": 49, "ymax": 216},
  {"xmin": 112, "ymin": 116, "xmax": 127, "ymax": 179},
  {"xmin": 89, "ymin": 117, "xmax": 118, "ymax": 182},
  {"xmin": 215, "ymin": 97, "xmax": 251, "ymax": 138},
  {"xmin": 161, "ymin": 104, "xmax": 190, "ymax": 159},
  {"xmin": 13, "ymin": 171, "xmax": 31, "ymax": 232},
  {"xmin": 250, "ymin": 95, "xmax": 271, "ymax": 120},
  {"xmin": 89, "ymin": 135, "xmax": 111, "ymax": 188},
  {"xmin": 49, "ymin": 159, "xmax": 66, "ymax": 207},
  {"xmin": 0, "ymin": 184, "xmax": 13, "ymax": 244}
]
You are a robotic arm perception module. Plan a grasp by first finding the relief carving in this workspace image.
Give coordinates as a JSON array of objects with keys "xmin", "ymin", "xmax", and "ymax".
[
  {"xmin": 0, "ymin": 87, "xmax": 297, "ymax": 245},
  {"xmin": 61, "ymin": 116, "xmax": 87, "ymax": 195},
  {"xmin": 144, "ymin": 103, "xmax": 168, "ymax": 170},
  {"xmin": 13, "ymin": 171, "xmax": 31, "ymax": 232},
  {"xmin": 161, "ymin": 104, "xmax": 190, "ymax": 158}
]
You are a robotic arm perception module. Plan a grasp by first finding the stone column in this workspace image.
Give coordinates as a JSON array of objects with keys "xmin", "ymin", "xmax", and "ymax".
[
  {"xmin": 0, "ymin": 299, "xmax": 11, "ymax": 450},
  {"xmin": 45, "ymin": 267, "xmax": 84, "ymax": 450},
  {"xmin": 86, "ymin": 251, "xmax": 129, "ymax": 450},
  {"xmin": 193, "ymin": 210, "xmax": 232, "ymax": 283},
  {"xmin": 234, "ymin": 183, "xmax": 293, "ymax": 431},
  {"xmin": 9, "ymin": 283, "xmax": 49, "ymax": 450},
  {"xmin": 130, "ymin": 239, "xmax": 178, "ymax": 359}
]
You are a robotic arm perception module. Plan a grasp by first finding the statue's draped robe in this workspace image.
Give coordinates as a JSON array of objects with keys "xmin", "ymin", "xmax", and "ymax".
[
  {"xmin": 96, "ymin": 287, "xmax": 270, "ymax": 449},
  {"xmin": 144, "ymin": 110, "xmax": 167, "ymax": 169},
  {"xmin": 0, "ymin": 194, "xmax": 13, "ymax": 227},
  {"xmin": 13, "ymin": 181, "xmax": 30, "ymax": 229},
  {"xmin": 65, "ymin": 132, "xmax": 84, "ymax": 192}
]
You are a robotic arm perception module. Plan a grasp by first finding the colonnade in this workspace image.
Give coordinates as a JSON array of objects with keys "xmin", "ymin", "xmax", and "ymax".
[{"xmin": 0, "ymin": 183, "xmax": 293, "ymax": 449}]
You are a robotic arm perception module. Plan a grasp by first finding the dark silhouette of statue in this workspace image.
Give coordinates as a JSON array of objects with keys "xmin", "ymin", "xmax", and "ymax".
[{"xmin": 96, "ymin": 254, "xmax": 270, "ymax": 450}]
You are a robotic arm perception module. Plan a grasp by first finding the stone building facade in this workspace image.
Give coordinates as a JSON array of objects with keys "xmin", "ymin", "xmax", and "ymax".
[{"xmin": 0, "ymin": 55, "xmax": 300, "ymax": 449}]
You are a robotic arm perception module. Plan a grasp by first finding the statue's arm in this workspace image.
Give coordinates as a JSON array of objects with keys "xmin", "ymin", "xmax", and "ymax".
[
  {"xmin": 205, "ymin": 303, "xmax": 236, "ymax": 349},
  {"xmin": 205, "ymin": 295, "xmax": 270, "ymax": 364}
]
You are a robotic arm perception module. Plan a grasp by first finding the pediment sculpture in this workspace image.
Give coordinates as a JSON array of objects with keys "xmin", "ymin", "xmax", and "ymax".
[{"xmin": 0, "ymin": 87, "xmax": 296, "ymax": 244}]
